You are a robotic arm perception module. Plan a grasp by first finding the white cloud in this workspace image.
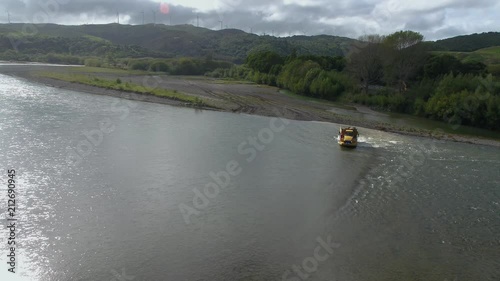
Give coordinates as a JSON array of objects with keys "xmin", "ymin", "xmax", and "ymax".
[{"xmin": 0, "ymin": 0, "xmax": 499, "ymax": 40}]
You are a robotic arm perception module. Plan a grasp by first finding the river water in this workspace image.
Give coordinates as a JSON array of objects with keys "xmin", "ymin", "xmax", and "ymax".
[{"xmin": 0, "ymin": 73, "xmax": 499, "ymax": 281}]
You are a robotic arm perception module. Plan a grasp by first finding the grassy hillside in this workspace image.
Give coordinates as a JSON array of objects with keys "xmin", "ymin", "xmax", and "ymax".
[
  {"xmin": 2, "ymin": 23, "xmax": 499, "ymax": 71},
  {"xmin": 435, "ymin": 32, "xmax": 500, "ymax": 52},
  {"xmin": 0, "ymin": 23, "xmax": 355, "ymax": 63},
  {"xmin": 434, "ymin": 46, "xmax": 500, "ymax": 76}
]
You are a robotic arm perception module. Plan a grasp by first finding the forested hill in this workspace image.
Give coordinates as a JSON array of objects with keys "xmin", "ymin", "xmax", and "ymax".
[
  {"xmin": 2, "ymin": 23, "xmax": 499, "ymax": 62},
  {"xmin": 0, "ymin": 23, "xmax": 355, "ymax": 62},
  {"xmin": 435, "ymin": 32, "xmax": 500, "ymax": 52}
]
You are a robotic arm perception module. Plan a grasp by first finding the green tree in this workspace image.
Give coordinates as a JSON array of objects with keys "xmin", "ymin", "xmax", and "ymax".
[
  {"xmin": 277, "ymin": 60, "xmax": 321, "ymax": 95},
  {"xmin": 424, "ymin": 54, "xmax": 488, "ymax": 77},
  {"xmin": 423, "ymin": 54, "xmax": 461, "ymax": 78},
  {"xmin": 424, "ymin": 73, "xmax": 500, "ymax": 129},
  {"xmin": 150, "ymin": 61, "xmax": 170, "ymax": 72},
  {"xmin": 383, "ymin": 30, "xmax": 426, "ymax": 93},
  {"xmin": 129, "ymin": 60, "xmax": 150, "ymax": 71},
  {"xmin": 84, "ymin": 58, "xmax": 103, "ymax": 67},
  {"xmin": 384, "ymin": 30, "xmax": 424, "ymax": 51},
  {"xmin": 347, "ymin": 34, "xmax": 385, "ymax": 93},
  {"xmin": 105, "ymin": 52, "xmax": 116, "ymax": 66},
  {"xmin": 174, "ymin": 58, "xmax": 199, "ymax": 75},
  {"xmin": 246, "ymin": 51, "xmax": 284, "ymax": 73}
]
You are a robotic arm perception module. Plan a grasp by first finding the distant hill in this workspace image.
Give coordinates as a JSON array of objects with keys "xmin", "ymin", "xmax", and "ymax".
[
  {"xmin": 435, "ymin": 32, "xmax": 500, "ymax": 52},
  {"xmin": 0, "ymin": 23, "xmax": 356, "ymax": 63},
  {"xmin": 433, "ymin": 46, "xmax": 500, "ymax": 76},
  {"xmin": 2, "ymin": 24, "xmax": 500, "ymax": 64}
]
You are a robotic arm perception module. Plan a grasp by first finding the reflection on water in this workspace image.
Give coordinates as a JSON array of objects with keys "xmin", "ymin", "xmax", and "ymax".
[{"xmin": 0, "ymin": 73, "xmax": 499, "ymax": 280}]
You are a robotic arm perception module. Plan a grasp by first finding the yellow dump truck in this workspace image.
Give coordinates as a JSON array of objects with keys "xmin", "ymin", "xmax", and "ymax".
[{"xmin": 338, "ymin": 127, "xmax": 359, "ymax": 148}]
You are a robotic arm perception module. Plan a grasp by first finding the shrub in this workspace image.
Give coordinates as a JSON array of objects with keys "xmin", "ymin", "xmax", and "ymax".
[
  {"xmin": 150, "ymin": 61, "xmax": 170, "ymax": 72},
  {"xmin": 424, "ymin": 74, "xmax": 500, "ymax": 129},
  {"xmin": 488, "ymin": 64, "xmax": 500, "ymax": 77},
  {"xmin": 84, "ymin": 58, "xmax": 102, "ymax": 67},
  {"xmin": 129, "ymin": 60, "xmax": 150, "ymax": 71},
  {"xmin": 172, "ymin": 58, "xmax": 199, "ymax": 75}
]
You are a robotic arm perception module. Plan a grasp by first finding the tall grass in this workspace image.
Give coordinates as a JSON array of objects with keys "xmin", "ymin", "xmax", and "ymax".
[{"xmin": 37, "ymin": 72, "xmax": 209, "ymax": 107}]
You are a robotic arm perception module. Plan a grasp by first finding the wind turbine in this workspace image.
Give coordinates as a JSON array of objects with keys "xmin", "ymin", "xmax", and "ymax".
[{"xmin": 116, "ymin": 11, "xmax": 120, "ymax": 24}]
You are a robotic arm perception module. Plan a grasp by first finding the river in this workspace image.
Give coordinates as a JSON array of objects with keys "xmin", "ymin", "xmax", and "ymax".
[{"xmin": 0, "ymin": 73, "xmax": 499, "ymax": 281}]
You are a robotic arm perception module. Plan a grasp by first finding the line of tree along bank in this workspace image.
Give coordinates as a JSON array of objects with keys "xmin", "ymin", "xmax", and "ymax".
[
  {"xmin": 207, "ymin": 30, "xmax": 500, "ymax": 131},
  {"xmin": 207, "ymin": 50, "xmax": 353, "ymax": 100}
]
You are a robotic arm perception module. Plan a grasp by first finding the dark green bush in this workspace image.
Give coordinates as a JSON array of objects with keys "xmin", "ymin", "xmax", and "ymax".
[
  {"xmin": 149, "ymin": 61, "xmax": 170, "ymax": 72},
  {"xmin": 84, "ymin": 58, "xmax": 102, "ymax": 67},
  {"xmin": 129, "ymin": 60, "xmax": 150, "ymax": 71}
]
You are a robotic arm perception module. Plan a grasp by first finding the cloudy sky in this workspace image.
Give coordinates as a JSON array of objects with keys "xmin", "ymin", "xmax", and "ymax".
[{"xmin": 1, "ymin": 0, "xmax": 499, "ymax": 40}]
